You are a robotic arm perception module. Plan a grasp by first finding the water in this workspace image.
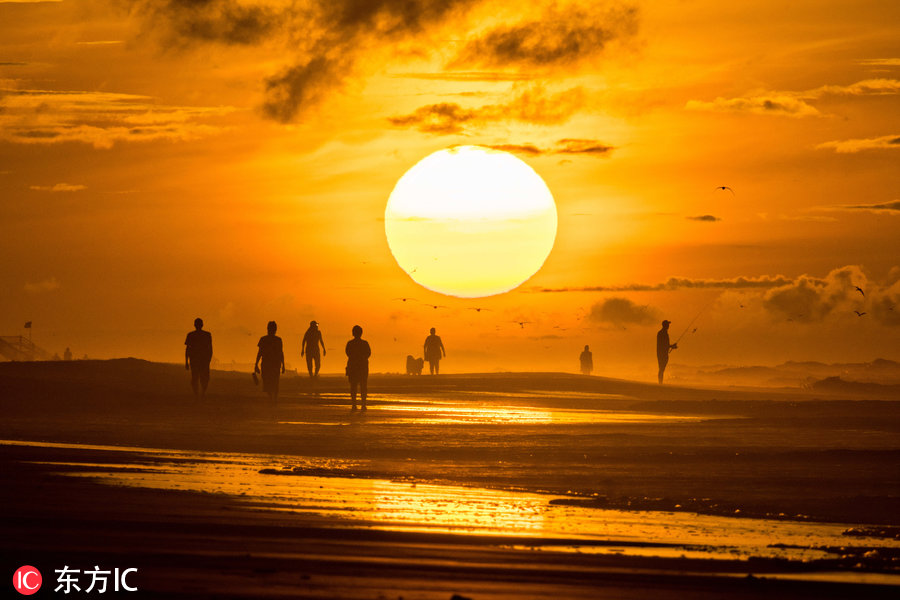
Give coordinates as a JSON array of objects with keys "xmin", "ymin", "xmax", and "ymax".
[{"xmin": 5, "ymin": 438, "xmax": 899, "ymax": 586}]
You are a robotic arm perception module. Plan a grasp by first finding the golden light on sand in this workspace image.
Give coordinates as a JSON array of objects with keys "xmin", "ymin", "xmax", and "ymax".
[{"xmin": 385, "ymin": 146, "xmax": 558, "ymax": 298}]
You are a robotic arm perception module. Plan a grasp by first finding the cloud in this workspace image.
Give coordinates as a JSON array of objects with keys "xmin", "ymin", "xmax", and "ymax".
[
  {"xmin": 24, "ymin": 277, "xmax": 60, "ymax": 294},
  {"xmin": 762, "ymin": 266, "xmax": 866, "ymax": 323},
  {"xmin": 485, "ymin": 138, "xmax": 614, "ymax": 158},
  {"xmin": 858, "ymin": 59, "xmax": 900, "ymax": 67},
  {"xmin": 0, "ymin": 87, "xmax": 234, "ymax": 148},
  {"xmin": 686, "ymin": 78, "xmax": 900, "ymax": 118},
  {"xmin": 30, "ymin": 183, "xmax": 86, "ymax": 192},
  {"xmin": 555, "ymin": 139, "xmax": 614, "ymax": 155},
  {"xmin": 830, "ymin": 200, "xmax": 900, "ymax": 212},
  {"xmin": 587, "ymin": 297, "xmax": 660, "ymax": 326},
  {"xmin": 685, "ymin": 95, "xmax": 820, "ymax": 118},
  {"xmin": 815, "ymin": 134, "xmax": 900, "ymax": 153},
  {"xmin": 486, "ymin": 143, "xmax": 544, "ymax": 156},
  {"xmin": 135, "ymin": 0, "xmax": 282, "ymax": 46},
  {"xmin": 687, "ymin": 215, "xmax": 720, "ymax": 222},
  {"xmin": 539, "ymin": 274, "xmax": 796, "ymax": 293},
  {"xmin": 809, "ymin": 78, "xmax": 900, "ymax": 96},
  {"xmin": 137, "ymin": 0, "xmax": 484, "ymax": 123},
  {"xmin": 450, "ymin": 3, "xmax": 639, "ymax": 71},
  {"xmin": 388, "ymin": 85, "xmax": 586, "ymax": 134},
  {"xmin": 136, "ymin": 1, "xmax": 639, "ymax": 123}
]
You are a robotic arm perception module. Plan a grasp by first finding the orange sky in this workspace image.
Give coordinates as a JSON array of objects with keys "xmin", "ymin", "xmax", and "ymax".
[{"xmin": 1, "ymin": 0, "xmax": 898, "ymax": 377}]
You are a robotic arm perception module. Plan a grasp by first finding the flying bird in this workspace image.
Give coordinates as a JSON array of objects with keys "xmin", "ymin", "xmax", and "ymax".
[
  {"xmin": 714, "ymin": 186, "xmax": 735, "ymax": 195},
  {"xmin": 393, "ymin": 297, "xmax": 418, "ymax": 303},
  {"xmin": 427, "ymin": 304, "xmax": 448, "ymax": 310},
  {"xmin": 854, "ymin": 286, "xmax": 865, "ymax": 297},
  {"xmin": 467, "ymin": 307, "xmax": 492, "ymax": 312},
  {"xmin": 512, "ymin": 321, "xmax": 531, "ymax": 329},
  {"xmin": 854, "ymin": 310, "xmax": 867, "ymax": 317}
]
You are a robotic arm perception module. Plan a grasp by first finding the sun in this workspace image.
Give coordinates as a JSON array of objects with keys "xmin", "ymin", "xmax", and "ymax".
[{"xmin": 385, "ymin": 146, "xmax": 558, "ymax": 298}]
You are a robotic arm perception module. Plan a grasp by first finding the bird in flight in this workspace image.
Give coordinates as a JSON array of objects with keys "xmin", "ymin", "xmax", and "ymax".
[
  {"xmin": 393, "ymin": 297, "xmax": 418, "ymax": 303},
  {"xmin": 427, "ymin": 304, "xmax": 448, "ymax": 310},
  {"xmin": 467, "ymin": 307, "xmax": 492, "ymax": 313},
  {"xmin": 854, "ymin": 310, "xmax": 867, "ymax": 317},
  {"xmin": 512, "ymin": 321, "xmax": 531, "ymax": 329},
  {"xmin": 714, "ymin": 186, "xmax": 735, "ymax": 195},
  {"xmin": 854, "ymin": 286, "xmax": 865, "ymax": 297}
]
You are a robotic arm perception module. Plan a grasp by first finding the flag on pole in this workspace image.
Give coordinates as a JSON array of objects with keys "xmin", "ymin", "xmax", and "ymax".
[{"xmin": 24, "ymin": 321, "xmax": 32, "ymax": 329}]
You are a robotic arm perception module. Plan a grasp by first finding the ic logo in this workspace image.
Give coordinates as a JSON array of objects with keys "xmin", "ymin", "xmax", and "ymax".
[{"xmin": 13, "ymin": 566, "xmax": 42, "ymax": 595}]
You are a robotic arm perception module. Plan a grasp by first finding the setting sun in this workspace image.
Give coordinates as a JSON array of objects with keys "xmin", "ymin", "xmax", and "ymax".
[{"xmin": 384, "ymin": 146, "xmax": 558, "ymax": 298}]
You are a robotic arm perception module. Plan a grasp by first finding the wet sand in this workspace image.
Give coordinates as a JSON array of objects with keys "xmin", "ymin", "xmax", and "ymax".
[{"xmin": 2, "ymin": 359, "xmax": 899, "ymax": 597}]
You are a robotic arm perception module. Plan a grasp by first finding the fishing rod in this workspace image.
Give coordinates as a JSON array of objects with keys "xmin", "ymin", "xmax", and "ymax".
[{"xmin": 672, "ymin": 298, "xmax": 717, "ymax": 348}]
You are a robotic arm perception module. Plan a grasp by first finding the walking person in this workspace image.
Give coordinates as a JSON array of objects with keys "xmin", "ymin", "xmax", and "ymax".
[
  {"xmin": 657, "ymin": 320, "xmax": 677, "ymax": 384},
  {"xmin": 423, "ymin": 327, "xmax": 446, "ymax": 375},
  {"xmin": 345, "ymin": 325, "xmax": 371, "ymax": 411},
  {"xmin": 301, "ymin": 320, "xmax": 326, "ymax": 394},
  {"xmin": 185, "ymin": 317, "xmax": 213, "ymax": 398},
  {"xmin": 255, "ymin": 321, "xmax": 285, "ymax": 402},
  {"xmin": 579, "ymin": 344, "xmax": 593, "ymax": 376}
]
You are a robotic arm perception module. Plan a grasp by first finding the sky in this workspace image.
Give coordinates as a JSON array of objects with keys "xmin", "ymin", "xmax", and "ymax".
[{"xmin": 1, "ymin": 0, "xmax": 899, "ymax": 377}]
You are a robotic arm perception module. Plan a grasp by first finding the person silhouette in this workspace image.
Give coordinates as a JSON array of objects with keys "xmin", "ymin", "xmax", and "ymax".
[
  {"xmin": 345, "ymin": 325, "xmax": 371, "ymax": 411},
  {"xmin": 255, "ymin": 321, "xmax": 285, "ymax": 402},
  {"xmin": 63, "ymin": 347, "xmax": 73, "ymax": 361},
  {"xmin": 423, "ymin": 327, "xmax": 446, "ymax": 375},
  {"xmin": 185, "ymin": 318, "xmax": 213, "ymax": 398},
  {"xmin": 579, "ymin": 344, "xmax": 593, "ymax": 375},
  {"xmin": 657, "ymin": 320, "xmax": 677, "ymax": 384},
  {"xmin": 301, "ymin": 320, "xmax": 326, "ymax": 379}
]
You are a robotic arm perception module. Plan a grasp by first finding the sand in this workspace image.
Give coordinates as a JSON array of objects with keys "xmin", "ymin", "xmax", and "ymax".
[{"xmin": 2, "ymin": 359, "xmax": 898, "ymax": 598}]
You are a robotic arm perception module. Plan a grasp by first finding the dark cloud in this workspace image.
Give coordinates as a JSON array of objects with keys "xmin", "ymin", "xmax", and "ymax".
[
  {"xmin": 687, "ymin": 215, "xmax": 721, "ymax": 222},
  {"xmin": 262, "ymin": 56, "xmax": 346, "ymax": 123},
  {"xmin": 450, "ymin": 4, "xmax": 639, "ymax": 70},
  {"xmin": 841, "ymin": 200, "xmax": 900, "ymax": 211},
  {"xmin": 136, "ymin": 0, "xmax": 482, "ymax": 122},
  {"xmin": 137, "ymin": 1, "xmax": 639, "ymax": 122},
  {"xmin": 388, "ymin": 85, "xmax": 585, "ymax": 134},
  {"xmin": 556, "ymin": 139, "xmax": 614, "ymax": 155},
  {"xmin": 136, "ymin": 0, "xmax": 282, "ymax": 46},
  {"xmin": 588, "ymin": 297, "xmax": 659, "ymax": 326},
  {"xmin": 486, "ymin": 143, "xmax": 544, "ymax": 156},
  {"xmin": 484, "ymin": 138, "xmax": 615, "ymax": 158},
  {"xmin": 539, "ymin": 275, "xmax": 796, "ymax": 293}
]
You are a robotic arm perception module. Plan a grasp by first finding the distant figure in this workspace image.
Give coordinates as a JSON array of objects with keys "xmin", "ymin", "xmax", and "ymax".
[
  {"xmin": 301, "ymin": 320, "xmax": 326, "ymax": 378},
  {"xmin": 185, "ymin": 318, "xmax": 213, "ymax": 398},
  {"xmin": 406, "ymin": 355, "xmax": 424, "ymax": 375},
  {"xmin": 63, "ymin": 347, "xmax": 73, "ymax": 361},
  {"xmin": 255, "ymin": 321, "xmax": 285, "ymax": 402},
  {"xmin": 423, "ymin": 327, "xmax": 446, "ymax": 374},
  {"xmin": 579, "ymin": 345, "xmax": 593, "ymax": 375},
  {"xmin": 345, "ymin": 325, "xmax": 371, "ymax": 411},
  {"xmin": 657, "ymin": 320, "xmax": 677, "ymax": 384}
]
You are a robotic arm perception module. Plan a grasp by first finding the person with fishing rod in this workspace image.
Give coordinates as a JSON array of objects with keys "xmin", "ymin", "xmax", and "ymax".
[{"xmin": 657, "ymin": 319, "xmax": 677, "ymax": 384}]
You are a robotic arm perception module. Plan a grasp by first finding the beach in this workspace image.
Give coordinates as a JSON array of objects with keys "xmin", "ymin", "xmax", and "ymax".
[{"xmin": 2, "ymin": 359, "xmax": 898, "ymax": 598}]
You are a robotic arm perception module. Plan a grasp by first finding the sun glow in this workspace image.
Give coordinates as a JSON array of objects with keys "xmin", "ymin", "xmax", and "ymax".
[{"xmin": 385, "ymin": 146, "xmax": 558, "ymax": 298}]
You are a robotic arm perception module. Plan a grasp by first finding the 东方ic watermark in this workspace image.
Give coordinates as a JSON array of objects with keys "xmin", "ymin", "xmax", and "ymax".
[{"xmin": 13, "ymin": 565, "xmax": 138, "ymax": 595}]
